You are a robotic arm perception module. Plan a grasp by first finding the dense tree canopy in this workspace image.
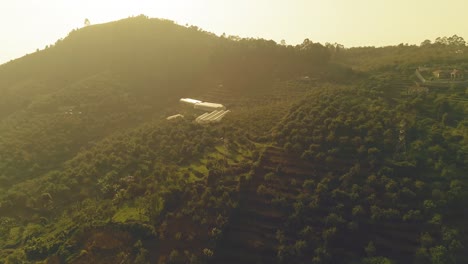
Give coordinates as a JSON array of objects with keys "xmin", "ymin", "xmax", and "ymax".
[{"xmin": 0, "ymin": 15, "xmax": 466, "ymax": 264}]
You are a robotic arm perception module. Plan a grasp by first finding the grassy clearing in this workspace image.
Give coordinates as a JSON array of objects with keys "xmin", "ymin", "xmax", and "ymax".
[
  {"xmin": 113, "ymin": 204, "xmax": 148, "ymax": 223},
  {"xmin": 5, "ymin": 227, "xmax": 22, "ymax": 247},
  {"xmin": 181, "ymin": 141, "xmax": 256, "ymax": 182}
]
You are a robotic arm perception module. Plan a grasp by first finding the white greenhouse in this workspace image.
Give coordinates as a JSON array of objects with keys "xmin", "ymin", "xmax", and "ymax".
[
  {"xmin": 166, "ymin": 114, "xmax": 184, "ymax": 120},
  {"xmin": 196, "ymin": 110, "xmax": 231, "ymax": 124},
  {"xmin": 193, "ymin": 102, "xmax": 226, "ymax": 112},
  {"xmin": 179, "ymin": 98, "xmax": 226, "ymax": 112},
  {"xmin": 180, "ymin": 98, "xmax": 202, "ymax": 105}
]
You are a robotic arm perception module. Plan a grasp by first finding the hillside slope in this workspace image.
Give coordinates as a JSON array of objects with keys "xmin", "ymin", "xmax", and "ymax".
[
  {"xmin": 0, "ymin": 15, "xmax": 330, "ymax": 191},
  {"xmin": 0, "ymin": 15, "xmax": 332, "ymax": 263},
  {"xmin": 1, "ymin": 16, "xmax": 467, "ymax": 264}
]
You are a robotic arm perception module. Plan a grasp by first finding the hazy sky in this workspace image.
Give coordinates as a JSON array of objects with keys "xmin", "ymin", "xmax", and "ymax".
[{"xmin": 1, "ymin": 0, "xmax": 468, "ymax": 64}]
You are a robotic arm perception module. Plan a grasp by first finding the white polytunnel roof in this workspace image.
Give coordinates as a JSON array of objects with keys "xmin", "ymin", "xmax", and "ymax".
[
  {"xmin": 180, "ymin": 98, "xmax": 202, "ymax": 104},
  {"xmin": 195, "ymin": 102, "xmax": 225, "ymax": 108},
  {"xmin": 196, "ymin": 110, "xmax": 231, "ymax": 124},
  {"xmin": 166, "ymin": 114, "xmax": 184, "ymax": 120}
]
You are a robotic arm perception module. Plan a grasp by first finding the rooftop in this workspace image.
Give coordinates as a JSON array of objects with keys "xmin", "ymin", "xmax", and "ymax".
[{"xmin": 180, "ymin": 98, "xmax": 202, "ymax": 104}]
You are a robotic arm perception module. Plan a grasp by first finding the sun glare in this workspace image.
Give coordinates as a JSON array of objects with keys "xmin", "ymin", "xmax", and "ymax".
[{"xmin": 68, "ymin": 1, "xmax": 201, "ymax": 27}]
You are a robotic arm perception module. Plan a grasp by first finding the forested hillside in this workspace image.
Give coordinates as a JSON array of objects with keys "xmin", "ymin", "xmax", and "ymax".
[
  {"xmin": 0, "ymin": 15, "xmax": 329, "ymax": 191},
  {"xmin": 0, "ymin": 15, "xmax": 467, "ymax": 264},
  {"xmin": 268, "ymin": 85, "xmax": 467, "ymax": 263},
  {"xmin": 333, "ymin": 35, "xmax": 468, "ymax": 71}
]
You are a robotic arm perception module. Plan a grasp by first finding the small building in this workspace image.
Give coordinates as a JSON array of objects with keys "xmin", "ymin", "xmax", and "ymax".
[
  {"xmin": 451, "ymin": 69, "xmax": 464, "ymax": 79},
  {"xmin": 166, "ymin": 114, "xmax": 184, "ymax": 120},
  {"xmin": 432, "ymin": 70, "xmax": 450, "ymax": 79}
]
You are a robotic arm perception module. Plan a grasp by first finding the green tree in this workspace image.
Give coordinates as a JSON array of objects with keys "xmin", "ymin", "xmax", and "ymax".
[
  {"xmin": 365, "ymin": 241, "xmax": 376, "ymax": 257},
  {"xmin": 429, "ymin": 245, "xmax": 449, "ymax": 264}
]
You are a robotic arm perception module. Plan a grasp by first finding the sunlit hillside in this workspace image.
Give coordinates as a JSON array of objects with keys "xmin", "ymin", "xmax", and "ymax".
[{"xmin": 0, "ymin": 15, "xmax": 467, "ymax": 264}]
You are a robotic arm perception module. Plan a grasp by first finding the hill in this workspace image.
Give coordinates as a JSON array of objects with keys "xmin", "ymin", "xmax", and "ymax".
[
  {"xmin": 0, "ymin": 15, "xmax": 330, "ymax": 191},
  {"xmin": 0, "ymin": 15, "xmax": 467, "ymax": 264}
]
